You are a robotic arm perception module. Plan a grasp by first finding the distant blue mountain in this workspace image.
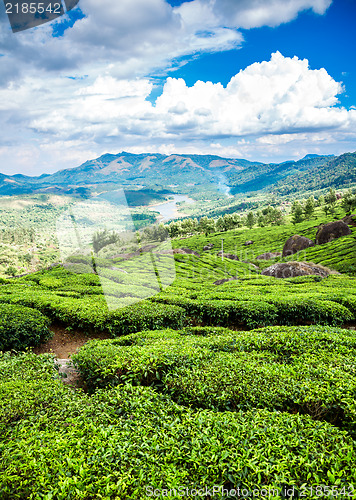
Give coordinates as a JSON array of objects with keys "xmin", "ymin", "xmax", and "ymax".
[{"xmin": 0, "ymin": 151, "xmax": 354, "ymax": 197}]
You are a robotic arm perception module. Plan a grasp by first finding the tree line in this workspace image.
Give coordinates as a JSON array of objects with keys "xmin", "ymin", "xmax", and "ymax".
[{"xmin": 290, "ymin": 188, "xmax": 356, "ymax": 224}]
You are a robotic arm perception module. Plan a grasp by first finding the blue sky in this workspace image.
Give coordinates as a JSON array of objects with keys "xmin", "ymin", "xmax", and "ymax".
[
  {"xmin": 0, "ymin": 0, "xmax": 355, "ymax": 175},
  {"xmin": 169, "ymin": 0, "xmax": 356, "ymax": 106}
]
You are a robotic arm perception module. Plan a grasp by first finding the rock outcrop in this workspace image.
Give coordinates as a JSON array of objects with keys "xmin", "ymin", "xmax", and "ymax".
[
  {"xmin": 262, "ymin": 261, "xmax": 334, "ymax": 279},
  {"xmin": 282, "ymin": 235, "xmax": 314, "ymax": 257},
  {"xmin": 315, "ymin": 221, "xmax": 352, "ymax": 245}
]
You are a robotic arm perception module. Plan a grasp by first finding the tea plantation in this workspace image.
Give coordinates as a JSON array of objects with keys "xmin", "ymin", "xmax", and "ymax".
[{"xmin": 0, "ymin": 214, "xmax": 356, "ymax": 498}]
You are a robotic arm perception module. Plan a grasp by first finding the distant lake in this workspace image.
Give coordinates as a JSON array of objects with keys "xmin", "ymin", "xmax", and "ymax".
[{"xmin": 148, "ymin": 195, "xmax": 195, "ymax": 222}]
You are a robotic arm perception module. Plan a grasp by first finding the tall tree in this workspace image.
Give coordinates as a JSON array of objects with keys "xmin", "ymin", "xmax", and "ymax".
[
  {"xmin": 245, "ymin": 212, "xmax": 256, "ymax": 229},
  {"xmin": 341, "ymin": 190, "xmax": 356, "ymax": 215},
  {"xmin": 304, "ymin": 196, "xmax": 315, "ymax": 220},
  {"xmin": 325, "ymin": 188, "xmax": 337, "ymax": 214},
  {"xmin": 198, "ymin": 216, "xmax": 215, "ymax": 236},
  {"xmin": 291, "ymin": 201, "xmax": 304, "ymax": 224}
]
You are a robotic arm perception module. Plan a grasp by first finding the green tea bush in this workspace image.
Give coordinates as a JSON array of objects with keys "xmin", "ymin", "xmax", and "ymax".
[
  {"xmin": 164, "ymin": 350, "xmax": 356, "ymax": 430},
  {"xmin": 104, "ymin": 302, "xmax": 187, "ymax": 337},
  {"xmin": 0, "ymin": 353, "xmax": 64, "ymax": 438},
  {"xmin": 151, "ymin": 294, "xmax": 354, "ymax": 328},
  {"xmin": 199, "ymin": 325, "xmax": 356, "ymax": 357},
  {"xmin": 1, "ymin": 353, "xmax": 356, "ymax": 498},
  {"xmin": 174, "ymin": 299, "xmax": 278, "ymax": 328},
  {"xmin": 0, "ymin": 303, "xmax": 51, "ymax": 351},
  {"xmin": 73, "ymin": 326, "xmax": 356, "ymax": 435},
  {"xmin": 72, "ymin": 334, "xmax": 210, "ymax": 390},
  {"xmin": 270, "ymin": 297, "xmax": 354, "ymax": 325}
]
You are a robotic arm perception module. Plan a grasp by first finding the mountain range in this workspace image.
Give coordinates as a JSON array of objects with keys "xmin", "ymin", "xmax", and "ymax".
[{"xmin": 0, "ymin": 151, "xmax": 355, "ymax": 200}]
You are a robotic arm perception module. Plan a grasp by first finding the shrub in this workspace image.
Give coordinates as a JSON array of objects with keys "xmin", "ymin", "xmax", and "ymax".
[
  {"xmin": 104, "ymin": 303, "xmax": 187, "ymax": 337},
  {"xmin": 271, "ymin": 297, "xmax": 354, "ymax": 325},
  {"xmin": 0, "ymin": 304, "xmax": 51, "ymax": 351},
  {"xmin": 72, "ymin": 334, "xmax": 210, "ymax": 391},
  {"xmin": 1, "ymin": 355, "xmax": 356, "ymax": 498},
  {"xmin": 73, "ymin": 326, "xmax": 356, "ymax": 435}
]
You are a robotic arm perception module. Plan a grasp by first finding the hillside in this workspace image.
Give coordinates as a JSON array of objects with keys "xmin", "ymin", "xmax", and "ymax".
[
  {"xmin": 1, "ymin": 205, "xmax": 356, "ymax": 496},
  {"xmin": 1, "ymin": 151, "xmax": 355, "ymax": 200},
  {"xmin": 274, "ymin": 152, "xmax": 356, "ymax": 195}
]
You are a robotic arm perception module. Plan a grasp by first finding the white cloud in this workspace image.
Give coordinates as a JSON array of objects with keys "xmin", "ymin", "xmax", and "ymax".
[
  {"xmin": 179, "ymin": 0, "xmax": 332, "ymax": 29},
  {"xmin": 0, "ymin": 0, "xmax": 353, "ymax": 174},
  {"xmin": 0, "ymin": 0, "xmax": 243, "ymax": 84},
  {"xmin": 0, "ymin": 0, "xmax": 333, "ymax": 85},
  {"xmin": 0, "ymin": 51, "xmax": 354, "ymax": 174},
  {"xmin": 62, "ymin": 51, "xmax": 352, "ymax": 141}
]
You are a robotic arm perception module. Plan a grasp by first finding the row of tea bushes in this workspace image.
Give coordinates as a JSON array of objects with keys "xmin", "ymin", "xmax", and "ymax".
[
  {"xmin": 0, "ymin": 282, "xmax": 186, "ymax": 340},
  {"xmin": 1, "ymin": 351, "xmax": 356, "ymax": 498},
  {"xmin": 0, "ymin": 265, "xmax": 355, "ymax": 343},
  {"xmin": 151, "ymin": 293, "xmax": 354, "ymax": 327},
  {"xmin": 0, "ymin": 303, "xmax": 51, "ymax": 351},
  {"xmin": 72, "ymin": 326, "xmax": 356, "ymax": 436},
  {"xmin": 104, "ymin": 302, "xmax": 186, "ymax": 337},
  {"xmin": 171, "ymin": 212, "xmax": 356, "ymax": 275}
]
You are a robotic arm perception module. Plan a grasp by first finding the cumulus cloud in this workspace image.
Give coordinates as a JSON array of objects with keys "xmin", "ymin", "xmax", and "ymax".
[
  {"xmin": 154, "ymin": 51, "xmax": 351, "ymax": 138},
  {"xmin": 0, "ymin": 0, "xmax": 332, "ymax": 84},
  {"xmin": 0, "ymin": 0, "xmax": 242, "ymax": 84},
  {"xmin": 26, "ymin": 52, "xmax": 355, "ymax": 140},
  {"xmin": 0, "ymin": 51, "xmax": 354, "ymax": 174},
  {"xmin": 0, "ymin": 0, "xmax": 352, "ymax": 174}
]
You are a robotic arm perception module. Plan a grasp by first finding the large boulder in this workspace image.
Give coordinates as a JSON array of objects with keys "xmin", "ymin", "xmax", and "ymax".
[
  {"xmin": 217, "ymin": 251, "xmax": 239, "ymax": 261},
  {"xmin": 282, "ymin": 235, "xmax": 314, "ymax": 257},
  {"xmin": 315, "ymin": 221, "xmax": 351, "ymax": 245},
  {"xmin": 262, "ymin": 261, "xmax": 333, "ymax": 279},
  {"xmin": 256, "ymin": 252, "xmax": 282, "ymax": 260}
]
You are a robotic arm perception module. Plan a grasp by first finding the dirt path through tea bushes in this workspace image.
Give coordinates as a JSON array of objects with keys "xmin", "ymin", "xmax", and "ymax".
[
  {"xmin": 33, "ymin": 325, "xmax": 110, "ymax": 388},
  {"xmin": 33, "ymin": 324, "xmax": 110, "ymax": 358}
]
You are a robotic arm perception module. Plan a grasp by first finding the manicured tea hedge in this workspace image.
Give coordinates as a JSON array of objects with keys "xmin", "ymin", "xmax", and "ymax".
[
  {"xmin": 104, "ymin": 303, "xmax": 186, "ymax": 337},
  {"xmin": 73, "ymin": 326, "xmax": 356, "ymax": 435},
  {"xmin": 1, "ymin": 352, "xmax": 356, "ymax": 499},
  {"xmin": 0, "ymin": 283, "xmax": 186, "ymax": 337},
  {"xmin": 0, "ymin": 303, "xmax": 51, "ymax": 351},
  {"xmin": 72, "ymin": 333, "xmax": 209, "ymax": 390},
  {"xmin": 151, "ymin": 294, "xmax": 354, "ymax": 327},
  {"xmin": 0, "ymin": 264, "xmax": 355, "ymax": 336}
]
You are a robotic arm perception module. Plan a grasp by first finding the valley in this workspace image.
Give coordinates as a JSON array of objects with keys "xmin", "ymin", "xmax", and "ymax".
[{"xmin": 0, "ymin": 150, "xmax": 356, "ymax": 498}]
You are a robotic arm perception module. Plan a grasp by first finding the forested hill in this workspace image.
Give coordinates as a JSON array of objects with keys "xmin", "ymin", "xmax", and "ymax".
[
  {"xmin": 0, "ymin": 150, "xmax": 354, "ymax": 198},
  {"xmin": 273, "ymin": 152, "xmax": 356, "ymax": 195}
]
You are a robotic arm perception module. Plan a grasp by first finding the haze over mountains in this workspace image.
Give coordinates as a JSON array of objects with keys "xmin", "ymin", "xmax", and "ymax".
[{"xmin": 0, "ymin": 151, "xmax": 355, "ymax": 199}]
